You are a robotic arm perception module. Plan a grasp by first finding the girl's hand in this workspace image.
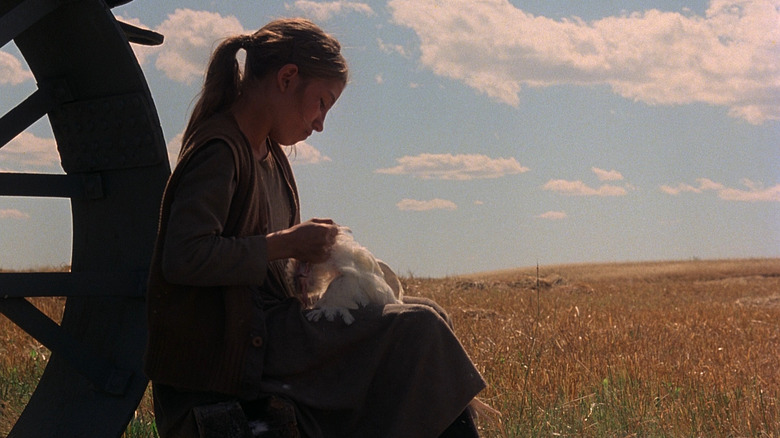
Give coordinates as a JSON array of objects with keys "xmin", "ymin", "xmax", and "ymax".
[{"xmin": 266, "ymin": 218, "xmax": 338, "ymax": 263}]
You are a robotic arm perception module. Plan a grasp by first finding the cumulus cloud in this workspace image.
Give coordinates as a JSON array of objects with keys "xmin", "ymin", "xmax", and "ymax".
[
  {"xmin": 286, "ymin": 1, "xmax": 375, "ymax": 21},
  {"xmin": 718, "ymin": 184, "xmax": 780, "ymax": 202},
  {"xmin": 389, "ymin": 0, "xmax": 780, "ymax": 124},
  {"xmin": 698, "ymin": 177, "xmax": 727, "ymax": 191},
  {"xmin": 537, "ymin": 210, "xmax": 567, "ymax": 220},
  {"xmin": 289, "ymin": 141, "xmax": 332, "ymax": 164},
  {"xmin": 0, "ymin": 50, "xmax": 33, "ymax": 85},
  {"xmin": 376, "ymin": 153, "xmax": 529, "ymax": 180},
  {"xmin": 396, "ymin": 198, "xmax": 457, "ymax": 211},
  {"xmin": 153, "ymin": 9, "xmax": 245, "ymax": 84},
  {"xmin": 592, "ymin": 167, "xmax": 624, "ymax": 181},
  {"xmin": 0, "ymin": 209, "xmax": 30, "ymax": 220},
  {"xmin": 543, "ymin": 179, "xmax": 628, "ymax": 196},
  {"xmin": 660, "ymin": 177, "xmax": 727, "ymax": 194},
  {"xmin": 660, "ymin": 182, "xmax": 702, "ymax": 195},
  {"xmin": 0, "ymin": 132, "xmax": 60, "ymax": 169},
  {"xmin": 661, "ymin": 177, "xmax": 780, "ymax": 202}
]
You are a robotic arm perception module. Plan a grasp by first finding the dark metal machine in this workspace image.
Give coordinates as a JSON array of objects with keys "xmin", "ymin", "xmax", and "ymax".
[{"xmin": 0, "ymin": 0, "xmax": 170, "ymax": 435}]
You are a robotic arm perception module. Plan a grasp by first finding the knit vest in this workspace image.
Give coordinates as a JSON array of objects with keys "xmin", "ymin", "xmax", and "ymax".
[{"xmin": 144, "ymin": 112, "xmax": 299, "ymax": 396}]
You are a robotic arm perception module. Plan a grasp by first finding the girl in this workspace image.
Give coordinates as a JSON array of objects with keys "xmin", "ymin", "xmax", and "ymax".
[{"xmin": 144, "ymin": 18, "xmax": 485, "ymax": 438}]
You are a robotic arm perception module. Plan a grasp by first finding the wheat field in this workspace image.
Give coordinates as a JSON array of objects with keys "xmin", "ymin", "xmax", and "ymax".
[
  {"xmin": 440, "ymin": 258, "xmax": 780, "ymax": 437},
  {"xmin": 1, "ymin": 258, "xmax": 779, "ymax": 437}
]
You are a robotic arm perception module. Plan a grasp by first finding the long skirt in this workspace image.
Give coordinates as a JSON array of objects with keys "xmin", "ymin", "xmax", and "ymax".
[{"xmin": 154, "ymin": 297, "xmax": 485, "ymax": 438}]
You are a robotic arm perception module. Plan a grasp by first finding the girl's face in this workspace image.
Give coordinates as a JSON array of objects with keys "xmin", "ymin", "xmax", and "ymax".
[{"xmin": 271, "ymin": 70, "xmax": 345, "ymax": 146}]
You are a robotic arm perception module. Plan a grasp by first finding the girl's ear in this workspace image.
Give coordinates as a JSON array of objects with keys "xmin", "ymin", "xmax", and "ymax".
[{"xmin": 276, "ymin": 64, "xmax": 300, "ymax": 92}]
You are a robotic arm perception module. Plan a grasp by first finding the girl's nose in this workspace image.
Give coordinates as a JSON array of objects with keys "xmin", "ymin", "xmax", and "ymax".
[{"xmin": 312, "ymin": 116, "xmax": 324, "ymax": 132}]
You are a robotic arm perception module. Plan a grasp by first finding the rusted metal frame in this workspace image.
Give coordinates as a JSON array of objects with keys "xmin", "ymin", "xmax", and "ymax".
[
  {"xmin": 0, "ymin": 297, "xmax": 133, "ymax": 395},
  {"xmin": 0, "ymin": 172, "xmax": 103, "ymax": 199}
]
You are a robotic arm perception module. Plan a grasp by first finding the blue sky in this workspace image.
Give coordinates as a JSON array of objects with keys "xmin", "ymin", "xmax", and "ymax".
[{"xmin": 1, "ymin": 0, "xmax": 778, "ymax": 277}]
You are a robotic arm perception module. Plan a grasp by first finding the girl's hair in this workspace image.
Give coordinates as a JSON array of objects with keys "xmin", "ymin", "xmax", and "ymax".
[{"xmin": 182, "ymin": 18, "xmax": 348, "ymax": 144}]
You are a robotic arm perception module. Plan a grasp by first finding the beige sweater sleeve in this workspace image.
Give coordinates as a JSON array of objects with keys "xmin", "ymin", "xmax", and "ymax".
[{"xmin": 161, "ymin": 142, "xmax": 269, "ymax": 287}]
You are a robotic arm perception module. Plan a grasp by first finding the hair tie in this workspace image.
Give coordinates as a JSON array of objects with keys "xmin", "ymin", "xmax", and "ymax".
[{"xmin": 239, "ymin": 34, "xmax": 252, "ymax": 50}]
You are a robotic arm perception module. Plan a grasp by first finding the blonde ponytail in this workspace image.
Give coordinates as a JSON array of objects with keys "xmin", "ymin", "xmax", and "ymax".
[{"xmin": 181, "ymin": 36, "xmax": 244, "ymax": 148}]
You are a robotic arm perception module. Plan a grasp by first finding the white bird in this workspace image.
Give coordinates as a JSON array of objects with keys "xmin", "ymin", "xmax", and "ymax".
[{"xmin": 291, "ymin": 227, "xmax": 403, "ymax": 325}]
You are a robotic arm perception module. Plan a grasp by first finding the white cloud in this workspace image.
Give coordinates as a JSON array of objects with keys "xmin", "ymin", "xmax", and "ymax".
[
  {"xmin": 661, "ymin": 177, "xmax": 727, "ymax": 194},
  {"xmin": 154, "ymin": 9, "xmax": 245, "ymax": 84},
  {"xmin": 660, "ymin": 183, "xmax": 702, "ymax": 195},
  {"xmin": 0, "ymin": 132, "xmax": 60, "ymax": 169},
  {"xmin": 396, "ymin": 198, "xmax": 457, "ymax": 211},
  {"xmin": 543, "ymin": 179, "xmax": 628, "ymax": 196},
  {"xmin": 697, "ymin": 177, "xmax": 726, "ymax": 191},
  {"xmin": 661, "ymin": 177, "xmax": 780, "ymax": 202},
  {"xmin": 718, "ymin": 184, "xmax": 780, "ymax": 202},
  {"xmin": 592, "ymin": 167, "xmax": 624, "ymax": 181},
  {"xmin": 389, "ymin": 0, "xmax": 780, "ymax": 124},
  {"xmin": 0, "ymin": 209, "xmax": 30, "ymax": 220},
  {"xmin": 537, "ymin": 211, "xmax": 567, "ymax": 220},
  {"xmin": 377, "ymin": 38, "xmax": 409, "ymax": 57},
  {"xmin": 289, "ymin": 141, "xmax": 332, "ymax": 164},
  {"xmin": 287, "ymin": 1, "xmax": 375, "ymax": 21},
  {"xmin": 0, "ymin": 50, "xmax": 33, "ymax": 85},
  {"xmin": 376, "ymin": 153, "xmax": 529, "ymax": 180}
]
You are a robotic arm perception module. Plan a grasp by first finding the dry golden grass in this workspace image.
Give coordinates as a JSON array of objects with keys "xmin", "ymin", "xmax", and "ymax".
[
  {"xmin": 419, "ymin": 258, "xmax": 780, "ymax": 437},
  {"xmin": 2, "ymin": 259, "xmax": 778, "ymax": 437}
]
